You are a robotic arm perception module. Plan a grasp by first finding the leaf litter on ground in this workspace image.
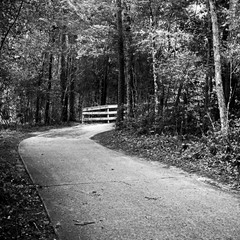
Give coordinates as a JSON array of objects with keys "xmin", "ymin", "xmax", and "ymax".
[
  {"xmin": 92, "ymin": 129, "xmax": 240, "ymax": 192},
  {"xmin": 0, "ymin": 128, "xmax": 57, "ymax": 240}
]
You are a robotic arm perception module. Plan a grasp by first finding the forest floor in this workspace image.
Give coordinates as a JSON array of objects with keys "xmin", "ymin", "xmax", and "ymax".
[
  {"xmin": 0, "ymin": 124, "xmax": 76, "ymax": 240},
  {"xmin": 92, "ymin": 129, "xmax": 240, "ymax": 192}
]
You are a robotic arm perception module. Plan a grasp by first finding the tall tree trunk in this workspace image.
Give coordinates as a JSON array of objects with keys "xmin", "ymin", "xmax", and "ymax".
[
  {"xmin": 116, "ymin": 0, "xmax": 125, "ymax": 126},
  {"xmin": 205, "ymin": 5, "xmax": 214, "ymax": 112},
  {"xmin": 227, "ymin": 0, "xmax": 238, "ymax": 112},
  {"xmin": 219, "ymin": 0, "xmax": 238, "ymax": 112},
  {"xmin": 69, "ymin": 79, "xmax": 75, "ymax": 121},
  {"xmin": 69, "ymin": 55, "xmax": 76, "ymax": 121},
  {"xmin": 35, "ymin": 53, "xmax": 46, "ymax": 124},
  {"xmin": 205, "ymin": 37, "xmax": 213, "ymax": 112},
  {"xmin": 45, "ymin": 53, "xmax": 53, "ymax": 125},
  {"xmin": 60, "ymin": 28, "xmax": 68, "ymax": 122},
  {"xmin": 209, "ymin": 0, "xmax": 229, "ymax": 136},
  {"xmin": 100, "ymin": 55, "xmax": 109, "ymax": 105},
  {"xmin": 35, "ymin": 79, "xmax": 41, "ymax": 124},
  {"xmin": 149, "ymin": 2, "xmax": 159, "ymax": 116},
  {"xmin": 124, "ymin": 2, "xmax": 134, "ymax": 118}
]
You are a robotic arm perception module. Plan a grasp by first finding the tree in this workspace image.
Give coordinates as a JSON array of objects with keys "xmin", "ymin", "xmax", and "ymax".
[
  {"xmin": 124, "ymin": 1, "xmax": 134, "ymax": 118},
  {"xmin": 209, "ymin": 0, "xmax": 229, "ymax": 136},
  {"xmin": 60, "ymin": 27, "xmax": 68, "ymax": 122},
  {"xmin": 0, "ymin": 0, "xmax": 24, "ymax": 55},
  {"xmin": 45, "ymin": 52, "xmax": 53, "ymax": 124},
  {"xmin": 116, "ymin": 0, "xmax": 125, "ymax": 126},
  {"xmin": 226, "ymin": 0, "xmax": 239, "ymax": 112},
  {"xmin": 148, "ymin": 0, "xmax": 160, "ymax": 116},
  {"xmin": 1, "ymin": 0, "xmax": 240, "ymax": 136}
]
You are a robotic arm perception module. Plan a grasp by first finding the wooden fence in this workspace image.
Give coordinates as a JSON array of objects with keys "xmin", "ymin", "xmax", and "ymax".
[{"xmin": 82, "ymin": 105, "xmax": 118, "ymax": 123}]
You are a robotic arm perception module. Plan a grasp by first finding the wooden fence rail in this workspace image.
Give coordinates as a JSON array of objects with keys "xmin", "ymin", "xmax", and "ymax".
[{"xmin": 82, "ymin": 104, "xmax": 118, "ymax": 123}]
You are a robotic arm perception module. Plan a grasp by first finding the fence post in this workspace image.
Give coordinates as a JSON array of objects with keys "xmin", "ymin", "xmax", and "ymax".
[
  {"xmin": 107, "ymin": 107, "xmax": 110, "ymax": 123},
  {"xmin": 82, "ymin": 113, "xmax": 84, "ymax": 123}
]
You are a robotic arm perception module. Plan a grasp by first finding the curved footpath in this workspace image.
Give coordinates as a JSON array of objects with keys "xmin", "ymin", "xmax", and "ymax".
[{"xmin": 19, "ymin": 123, "xmax": 240, "ymax": 240}]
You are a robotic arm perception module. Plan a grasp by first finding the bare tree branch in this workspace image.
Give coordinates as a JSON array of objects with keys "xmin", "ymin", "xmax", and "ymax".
[{"xmin": 0, "ymin": 0, "xmax": 24, "ymax": 55}]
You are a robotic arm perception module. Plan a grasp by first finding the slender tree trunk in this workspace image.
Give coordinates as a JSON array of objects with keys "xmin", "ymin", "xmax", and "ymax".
[
  {"xmin": 125, "ymin": 4, "xmax": 134, "ymax": 118},
  {"xmin": 60, "ymin": 28, "xmax": 68, "ymax": 122},
  {"xmin": 218, "ymin": 0, "xmax": 237, "ymax": 112},
  {"xmin": 69, "ymin": 80, "xmax": 75, "ymax": 121},
  {"xmin": 204, "ymin": 75, "xmax": 210, "ymax": 112},
  {"xmin": 45, "ymin": 53, "xmax": 53, "ymax": 124},
  {"xmin": 205, "ymin": 36, "xmax": 212, "ymax": 112},
  {"xmin": 205, "ymin": 6, "xmax": 214, "ymax": 112},
  {"xmin": 175, "ymin": 82, "xmax": 183, "ymax": 109},
  {"xmin": 209, "ymin": 0, "xmax": 229, "ymax": 136},
  {"xmin": 35, "ymin": 79, "xmax": 41, "ymax": 124},
  {"xmin": 0, "ymin": 0, "xmax": 24, "ymax": 55},
  {"xmin": 116, "ymin": 0, "xmax": 125, "ymax": 126},
  {"xmin": 100, "ymin": 55, "xmax": 109, "ymax": 105},
  {"xmin": 35, "ymin": 53, "xmax": 46, "ymax": 124},
  {"xmin": 149, "ymin": 2, "xmax": 159, "ymax": 116},
  {"xmin": 69, "ymin": 55, "xmax": 76, "ymax": 121},
  {"xmin": 227, "ymin": 0, "xmax": 238, "ymax": 112},
  {"xmin": 159, "ymin": 84, "xmax": 165, "ymax": 117},
  {"xmin": 126, "ymin": 53, "xmax": 134, "ymax": 118}
]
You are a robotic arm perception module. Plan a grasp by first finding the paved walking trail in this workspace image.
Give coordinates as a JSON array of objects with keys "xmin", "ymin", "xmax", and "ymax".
[{"xmin": 19, "ymin": 124, "xmax": 240, "ymax": 240}]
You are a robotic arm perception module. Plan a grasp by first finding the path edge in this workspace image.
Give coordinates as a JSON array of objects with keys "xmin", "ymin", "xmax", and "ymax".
[{"xmin": 18, "ymin": 140, "xmax": 60, "ymax": 240}]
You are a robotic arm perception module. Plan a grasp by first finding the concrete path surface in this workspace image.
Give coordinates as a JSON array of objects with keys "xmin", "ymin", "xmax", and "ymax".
[{"xmin": 19, "ymin": 124, "xmax": 240, "ymax": 240}]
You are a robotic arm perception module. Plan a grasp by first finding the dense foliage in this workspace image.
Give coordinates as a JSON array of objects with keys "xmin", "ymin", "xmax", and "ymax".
[{"xmin": 0, "ymin": 0, "xmax": 240, "ymax": 136}]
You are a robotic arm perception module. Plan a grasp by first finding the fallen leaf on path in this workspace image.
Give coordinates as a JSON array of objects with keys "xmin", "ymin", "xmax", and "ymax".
[
  {"xmin": 55, "ymin": 222, "xmax": 61, "ymax": 228},
  {"xmin": 74, "ymin": 221, "xmax": 95, "ymax": 226},
  {"xmin": 145, "ymin": 196, "xmax": 158, "ymax": 200}
]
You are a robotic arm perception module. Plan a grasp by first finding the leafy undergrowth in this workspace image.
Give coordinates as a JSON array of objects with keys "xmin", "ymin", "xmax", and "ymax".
[
  {"xmin": 0, "ymin": 128, "xmax": 58, "ymax": 240},
  {"xmin": 92, "ymin": 129, "xmax": 240, "ymax": 191}
]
